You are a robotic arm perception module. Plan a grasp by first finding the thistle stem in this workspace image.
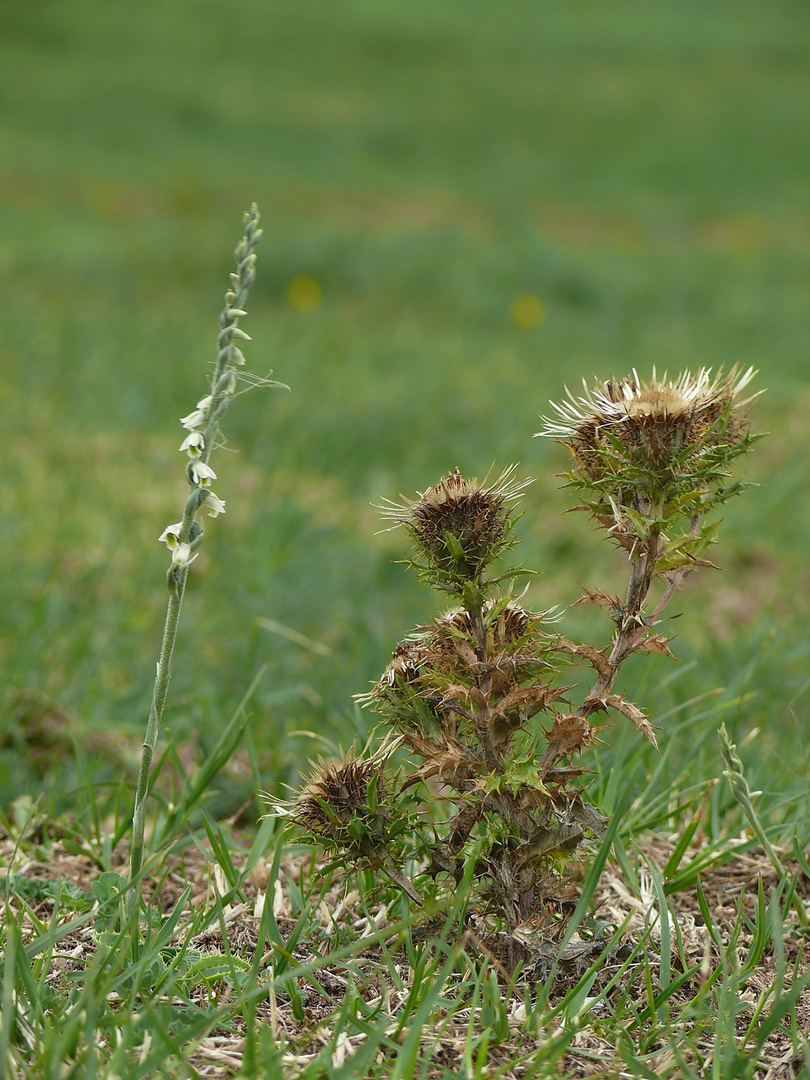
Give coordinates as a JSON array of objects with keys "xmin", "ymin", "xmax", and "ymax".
[
  {"xmin": 466, "ymin": 597, "xmax": 503, "ymax": 775},
  {"xmin": 540, "ymin": 528, "xmax": 662, "ymax": 774},
  {"xmin": 468, "ymin": 599, "xmax": 487, "ymax": 662},
  {"xmin": 624, "ymin": 551, "xmax": 648, "ymax": 618}
]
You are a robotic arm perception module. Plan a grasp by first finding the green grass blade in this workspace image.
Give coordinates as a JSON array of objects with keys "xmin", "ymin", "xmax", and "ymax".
[{"xmin": 156, "ymin": 665, "xmax": 266, "ymax": 845}]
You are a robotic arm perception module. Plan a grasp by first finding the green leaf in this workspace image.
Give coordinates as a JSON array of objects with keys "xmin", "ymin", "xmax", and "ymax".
[{"xmin": 486, "ymin": 755, "xmax": 550, "ymax": 797}]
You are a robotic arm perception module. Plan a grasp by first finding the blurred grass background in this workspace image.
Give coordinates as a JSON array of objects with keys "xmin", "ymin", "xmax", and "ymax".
[{"xmin": 1, "ymin": 0, "xmax": 808, "ymax": 824}]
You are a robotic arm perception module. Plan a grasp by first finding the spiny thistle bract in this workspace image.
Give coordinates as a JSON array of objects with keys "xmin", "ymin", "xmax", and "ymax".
[{"xmin": 273, "ymin": 370, "xmax": 759, "ymax": 968}]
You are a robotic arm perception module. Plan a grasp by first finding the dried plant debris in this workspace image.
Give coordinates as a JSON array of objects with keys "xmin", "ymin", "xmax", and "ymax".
[{"xmin": 3, "ymin": 829, "xmax": 806, "ymax": 1079}]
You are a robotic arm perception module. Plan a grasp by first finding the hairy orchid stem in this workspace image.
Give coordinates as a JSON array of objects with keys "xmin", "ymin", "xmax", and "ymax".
[
  {"xmin": 128, "ymin": 207, "xmax": 266, "ymax": 910},
  {"xmin": 128, "ymin": 573, "xmax": 187, "ymax": 901}
]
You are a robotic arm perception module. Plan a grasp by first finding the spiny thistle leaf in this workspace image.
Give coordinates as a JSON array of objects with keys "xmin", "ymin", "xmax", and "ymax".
[{"xmin": 602, "ymin": 694, "xmax": 659, "ymax": 750}]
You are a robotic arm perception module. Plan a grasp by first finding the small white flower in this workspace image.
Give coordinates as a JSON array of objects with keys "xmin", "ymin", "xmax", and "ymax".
[
  {"xmin": 179, "ymin": 432, "xmax": 205, "ymax": 458},
  {"xmin": 158, "ymin": 522, "xmax": 183, "ymax": 549},
  {"xmin": 179, "ymin": 396, "xmax": 214, "ymax": 432},
  {"xmin": 171, "ymin": 542, "xmax": 197, "ymax": 568},
  {"xmin": 230, "ymin": 346, "xmax": 247, "ymax": 366},
  {"xmin": 203, "ymin": 491, "xmax": 226, "ymax": 517},
  {"xmin": 180, "ymin": 408, "xmax": 206, "ymax": 431},
  {"xmin": 190, "ymin": 461, "xmax": 217, "ymax": 487}
]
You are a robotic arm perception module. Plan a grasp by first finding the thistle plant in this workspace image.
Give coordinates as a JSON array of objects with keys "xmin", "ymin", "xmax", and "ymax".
[
  {"xmin": 535, "ymin": 366, "xmax": 760, "ymax": 770},
  {"xmin": 274, "ymin": 368, "xmax": 759, "ymax": 963},
  {"xmin": 129, "ymin": 205, "xmax": 282, "ymax": 900}
]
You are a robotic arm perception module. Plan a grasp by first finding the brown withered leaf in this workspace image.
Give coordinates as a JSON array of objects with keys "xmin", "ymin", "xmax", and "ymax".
[
  {"xmin": 572, "ymin": 587, "xmax": 622, "ymax": 610},
  {"xmin": 440, "ymin": 683, "xmax": 487, "ymax": 711},
  {"xmin": 544, "ymin": 764, "xmax": 589, "ymax": 782},
  {"xmin": 403, "ymin": 740, "xmax": 480, "ymax": 790},
  {"xmin": 399, "ymin": 731, "xmax": 446, "ymax": 765},
  {"xmin": 593, "ymin": 512, "xmax": 637, "ymax": 551},
  {"xmin": 492, "ymin": 648, "xmax": 552, "ymax": 671},
  {"xmin": 603, "ymin": 693, "xmax": 659, "ymax": 750},
  {"xmin": 519, "ymin": 823, "xmax": 584, "ymax": 866},
  {"xmin": 449, "ymin": 637, "xmax": 479, "ymax": 669},
  {"xmin": 554, "ymin": 636, "xmax": 612, "ymax": 676},
  {"xmin": 539, "ymin": 714, "xmax": 594, "ymax": 770},
  {"xmin": 490, "ymin": 685, "xmax": 565, "ymax": 746},
  {"xmin": 447, "ymin": 803, "xmax": 480, "ymax": 852},
  {"xmin": 491, "ymin": 683, "xmax": 572, "ymax": 722},
  {"xmin": 471, "ymin": 650, "xmax": 553, "ymax": 695},
  {"xmin": 487, "ymin": 663, "xmax": 515, "ymax": 697},
  {"xmin": 635, "ymin": 633, "xmax": 676, "ymax": 660},
  {"xmin": 564, "ymin": 797, "xmax": 609, "ymax": 838}
]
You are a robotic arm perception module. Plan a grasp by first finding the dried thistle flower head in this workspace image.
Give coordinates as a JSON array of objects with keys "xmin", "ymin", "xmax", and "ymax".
[
  {"xmin": 290, "ymin": 754, "xmax": 388, "ymax": 851},
  {"xmin": 360, "ymin": 599, "xmax": 560, "ymax": 759},
  {"xmin": 264, "ymin": 742, "xmax": 424, "ymax": 903},
  {"xmin": 537, "ymin": 368, "xmax": 759, "ymax": 562},
  {"xmin": 538, "ymin": 366, "xmax": 756, "ymax": 479},
  {"xmin": 378, "ymin": 466, "xmax": 530, "ymax": 589},
  {"xmin": 371, "ymin": 600, "xmax": 552, "ymax": 694}
]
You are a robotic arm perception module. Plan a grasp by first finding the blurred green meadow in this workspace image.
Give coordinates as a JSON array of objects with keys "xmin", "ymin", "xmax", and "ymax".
[{"xmin": 1, "ymin": 0, "xmax": 809, "ymax": 826}]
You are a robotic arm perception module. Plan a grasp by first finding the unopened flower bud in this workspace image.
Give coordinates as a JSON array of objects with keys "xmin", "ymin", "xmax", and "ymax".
[
  {"xmin": 215, "ymin": 369, "xmax": 237, "ymax": 396},
  {"xmin": 217, "ymin": 325, "xmax": 252, "ymax": 348}
]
